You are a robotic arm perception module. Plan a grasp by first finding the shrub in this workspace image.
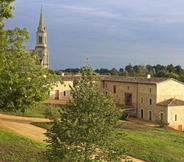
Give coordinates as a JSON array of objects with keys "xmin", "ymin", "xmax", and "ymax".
[{"xmin": 156, "ymin": 119, "xmax": 169, "ymax": 128}]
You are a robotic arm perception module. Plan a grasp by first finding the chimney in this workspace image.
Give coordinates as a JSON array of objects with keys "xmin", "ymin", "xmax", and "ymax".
[{"xmin": 147, "ymin": 74, "xmax": 151, "ymax": 79}]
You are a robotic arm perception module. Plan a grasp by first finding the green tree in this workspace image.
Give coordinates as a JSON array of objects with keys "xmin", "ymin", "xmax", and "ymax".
[
  {"xmin": 133, "ymin": 65, "xmax": 147, "ymax": 76},
  {"xmin": 166, "ymin": 64, "xmax": 175, "ymax": 73},
  {"xmin": 0, "ymin": 1, "xmax": 57, "ymax": 112},
  {"xmin": 110, "ymin": 67, "xmax": 118, "ymax": 75},
  {"xmin": 146, "ymin": 64, "xmax": 155, "ymax": 76},
  {"xmin": 175, "ymin": 65, "xmax": 184, "ymax": 75},
  {"xmin": 125, "ymin": 63, "xmax": 134, "ymax": 76},
  {"xmin": 153, "ymin": 64, "xmax": 166, "ymax": 72},
  {"xmin": 45, "ymin": 63, "xmax": 126, "ymax": 162}
]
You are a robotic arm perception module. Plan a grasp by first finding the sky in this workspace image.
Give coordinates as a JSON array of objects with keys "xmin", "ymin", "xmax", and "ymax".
[{"xmin": 4, "ymin": 0, "xmax": 184, "ymax": 70}]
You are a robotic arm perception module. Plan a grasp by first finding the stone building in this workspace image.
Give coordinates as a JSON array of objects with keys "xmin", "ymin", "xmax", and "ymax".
[
  {"xmin": 49, "ymin": 75, "xmax": 184, "ymax": 131},
  {"xmin": 101, "ymin": 75, "xmax": 184, "ymax": 131}
]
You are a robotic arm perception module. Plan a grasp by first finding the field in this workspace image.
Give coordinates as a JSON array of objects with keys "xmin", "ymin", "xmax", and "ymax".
[
  {"xmin": 0, "ymin": 127, "xmax": 46, "ymax": 162},
  {"xmin": 120, "ymin": 122, "xmax": 184, "ymax": 162},
  {"xmin": 0, "ymin": 104, "xmax": 184, "ymax": 162}
]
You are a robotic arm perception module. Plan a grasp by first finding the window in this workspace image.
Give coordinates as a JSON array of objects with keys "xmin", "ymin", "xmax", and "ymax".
[
  {"xmin": 149, "ymin": 99, "xmax": 152, "ymax": 105},
  {"xmin": 128, "ymin": 86, "xmax": 129, "ymax": 90},
  {"xmin": 175, "ymin": 114, "xmax": 177, "ymax": 121},
  {"xmin": 113, "ymin": 85, "xmax": 116, "ymax": 93},
  {"xmin": 39, "ymin": 36, "xmax": 42, "ymax": 43},
  {"xmin": 150, "ymin": 88, "xmax": 152, "ymax": 93},
  {"xmin": 141, "ymin": 97, "xmax": 144, "ymax": 103},
  {"xmin": 125, "ymin": 93, "xmax": 132, "ymax": 106},
  {"xmin": 141, "ymin": 109, "xmax": 144, "ymax": 118},
  {"xmin": 55, "ymin": 90, "xmax": 59, "ymax": 100},
  {"xmin": 64, "ymin": 91, "xmax": 66, "ymax": 96},
  {"xmin": 160, "ymin": 113, "xmax": 164, "ymax": 120},
  {"xmin": 149, "ymin": 111, "xmax": 152, "ymax": 121},
  {"xmin": 64, "ymin": 84, "xmax": 66, "ymax": 87}
]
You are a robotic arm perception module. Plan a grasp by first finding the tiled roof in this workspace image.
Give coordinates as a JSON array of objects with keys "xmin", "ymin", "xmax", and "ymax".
[
  {"xmin": 26, "ymin": 50, "xmax": 34, "ymax": 53},
  {"xmin": 157, "ymin": 98, "xmax": 184, "ymax": 106},
  {"xmin": 99, "ymin": 76, "xmax": 170, "ymax": 84},
  {"xmin": 58, "ymin": 75, "xmax": 172, "ymax": 84},
  {"xmin": 58, "ymin": 75, "xmax": 81, "ymax": 81}
]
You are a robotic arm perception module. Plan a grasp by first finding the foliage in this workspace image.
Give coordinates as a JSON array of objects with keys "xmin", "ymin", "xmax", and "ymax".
[
  {"xmin": 0, "ymin": 0, "xmax": 15, "ymax": 19},
  {"xmin": 0, "ymin": 1, "xmax": 57, "ymax": 112},
  {"xmin": 84, "ymin": 63, "xmax": 184, "ymax": 82},
  {"xmin": 44, "ymin": 63, "xmax": 126, "ymax": 162},
  {"xmin": 0, "ymin": 103, "xmax": 51, "ymax": 118},
  {"xmin": 44, "ymin": 104, "xmax": 61, "ymax": 120},
  {"xmin": 156, "ymin": 119, "xmax": 169, "ymax": 128},
  {"xmin": 119, "ymin": 111, "xmax": 129, "ymax": 120}
]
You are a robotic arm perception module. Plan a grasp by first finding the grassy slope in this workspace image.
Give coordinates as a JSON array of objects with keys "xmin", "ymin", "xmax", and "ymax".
[
  {"xmin": 0, "ymin": 127, "xmax": 46, "ymax": 162},
  {"xmin": 0, "ymin": 104, "xmax": 52, "ymax": 118},
  {"xmin": 1, "ymin": 105, "xmax": 184, "ymax": 162},
  {"xmin": 121, "ymin": 122, "xmax": 184, "ymax": 162}
]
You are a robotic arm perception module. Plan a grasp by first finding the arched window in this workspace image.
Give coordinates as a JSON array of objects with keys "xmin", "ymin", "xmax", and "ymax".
[{"xmin": 39, "ymin": 36, "xmax": 42, "ymax": 43}]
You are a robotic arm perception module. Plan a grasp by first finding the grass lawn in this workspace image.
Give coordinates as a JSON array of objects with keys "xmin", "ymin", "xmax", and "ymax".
[
  {"xmin": 120, "ymin": 122, "xmax": 184, "ymax": 162},
  {"xmin": 1, "ymin": 104, "xmax": 184, "ymax": 162},
  {"xmin": 32, "ymin": 119, "xmax": 184, "ymax": 162},
  {"xmin": 0, "ymin": 103, "xmax": 60, "ymax": 118},
  {"xmin": 0, "ymin": 127, "xmax": 47, "ymax": 162}
]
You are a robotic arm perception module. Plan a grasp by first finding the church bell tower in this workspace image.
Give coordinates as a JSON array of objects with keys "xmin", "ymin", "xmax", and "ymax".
[{"xmin": 35, "ymin": 8, "xmax": 49, "ymax": 68}]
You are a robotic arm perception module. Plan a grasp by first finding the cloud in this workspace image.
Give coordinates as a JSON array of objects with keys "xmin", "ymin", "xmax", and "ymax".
[{"xmin": 5, "ymin": 0, "xmax": 184, "ymax": 69}]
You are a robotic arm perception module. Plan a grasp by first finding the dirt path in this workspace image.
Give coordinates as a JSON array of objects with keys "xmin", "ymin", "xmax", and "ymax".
[
  {"xmin": 0, "ymin": 113, "xmax": 145, "ymax": 162},
  {"xmin": 0, "ymin": 113, "xmax": 50, "ymax": 143}
]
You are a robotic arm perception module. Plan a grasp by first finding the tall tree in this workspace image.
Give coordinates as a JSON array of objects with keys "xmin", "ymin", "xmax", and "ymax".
[
  {"xmin": 166, "ymin": 64, "xmax": 175, "ymax": 73},
  {"xmin": 0, "ymin": 1, "xmax": 57, "ymax": 112},
  {"xmin": 125, "ymin": 63, "xmax": 134, "ymax": 76},
  {"xmin": 175, "ymin": 65, "xmax": 183, "ymax": 75},
  {"xmin": 133, "ymin": 65, "xmax": 147, "ymax": 76},
  {"xmin": 153, "ymin": 64, "xmax": 166, "ymax": 73},
  {"xmin": 45, "ymin": 63, "xmax": 126, "ymax": 162},
  {"xmin": 110, "ymin": 68, "xmax": 118, "ymax": 75}
]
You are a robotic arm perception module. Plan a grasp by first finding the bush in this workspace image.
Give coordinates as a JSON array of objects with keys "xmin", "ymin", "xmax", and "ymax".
[
  {"xmin": 156, "ymin": 119, "xmax": 169, "ymax": 128},
  {"xmin": 44, "ymin": 105, "xmax": 61, "ymax": 120},
  {"xmin": 120, "ymin": 111, "xmax": 129, "ymax": 120}
]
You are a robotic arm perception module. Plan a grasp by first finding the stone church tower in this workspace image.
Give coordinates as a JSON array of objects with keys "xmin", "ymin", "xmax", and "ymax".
[{"xmin": 35, "ymin": 8, "xmax": 49, "ymax": 68}]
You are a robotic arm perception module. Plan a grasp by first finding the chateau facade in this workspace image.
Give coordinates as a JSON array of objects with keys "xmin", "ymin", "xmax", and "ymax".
[{"xmin": 49, "ymin": 75, "xmax": 184, "ymax": 131}]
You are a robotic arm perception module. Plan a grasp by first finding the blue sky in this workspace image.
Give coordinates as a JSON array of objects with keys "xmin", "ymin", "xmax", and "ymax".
[{"xmin": 4, "ymin": 0, "xmax": 184, "ymax": 70}]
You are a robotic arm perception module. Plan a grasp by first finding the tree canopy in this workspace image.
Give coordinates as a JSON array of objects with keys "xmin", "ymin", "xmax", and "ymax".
[
  {"xmin": 45, "ymin": 63, "xmax": 126, "ymax": 162},
  {"xmin": 0, "ymin": 0, "xmax": 57, "ymax": 112},
  {"xmin": 58, "ymin": 62, "xmax": 184, "ymax": 83}
]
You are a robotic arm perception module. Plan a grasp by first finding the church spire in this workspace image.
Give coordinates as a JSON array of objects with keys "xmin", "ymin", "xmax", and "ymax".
[
  {"xmin": 38, "ymin": 6, "xmax": 45, "ymax": 31},
  {"xmin": 35, "ymin": 7, "xmax": 49, "ymax": 68}
]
